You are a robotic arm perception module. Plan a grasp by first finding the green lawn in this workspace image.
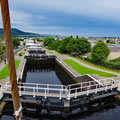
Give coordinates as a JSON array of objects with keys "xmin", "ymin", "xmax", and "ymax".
[
  {"xmin": 48, "ymin": 52, "xmax": 55, "ymax": 54},
  {"xmin": 70, "ymin": 55, "xmax": 120, "ymax": 73},
  {"xmin": 64, "ymin": 59, "xmax": 117, "ymax": 77},
  {"xmin": 0, "ymin": 60, "xmax": 21, "ymax": 79},
  {"xmin": 20, "ymin": 52, "xmax": 26, "ymax": 56}
]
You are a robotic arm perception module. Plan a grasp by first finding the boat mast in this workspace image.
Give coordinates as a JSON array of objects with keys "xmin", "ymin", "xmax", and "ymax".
[{"xmin": 0, "ymin": 0, "xmax": 22, "ymax": 119}]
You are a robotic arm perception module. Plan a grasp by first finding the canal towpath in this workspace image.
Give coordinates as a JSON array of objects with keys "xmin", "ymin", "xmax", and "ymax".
[
  {"xmin": 0, "ymin": 61, "xmax": 6, "ymax": 72},
  {"xmin": 0, "ymin": 48, "xmax": 26, "ymax": 85}
]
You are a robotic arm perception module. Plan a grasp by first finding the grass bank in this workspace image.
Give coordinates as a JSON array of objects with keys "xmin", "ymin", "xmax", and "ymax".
[
  {"xmin": 110, "ymin": 57, "xmax": 120, "ymax": 64},
  {"xmin": 20, "ymin": 52, "xmax": 26, "ymax": 56},
  {"xmin": 48, "ymin": 52, "xmax": 55, "ymax": 54},
  {"xmin": 64, "ymin": 59, "xmax": 117, "ymax": 77},
  {"xmin": 0, "ymin": 60, "xmax": 21, "ymax": 79},
  {"xmin": 70, "ymin": 56, "xmax": 120, "ymax": 74},
  {"xmin": 52, "ymin": 50, "xmax": 120, "ymax": 74}
]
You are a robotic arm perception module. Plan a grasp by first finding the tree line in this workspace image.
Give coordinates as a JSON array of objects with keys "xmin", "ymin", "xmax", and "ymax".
[
  {"xmin": 44, "ymin": 37, "xmax": 91, "ymax": 56},
  {"xmin": 0, "ymin": 37, "xmax": 22, "ymax": 59},
  {"xmin": 44, "ymin": 37, "xmax": 110, "ymax": 63},
  {"xmin": 12, "ymin": 38, "xmax": 22, "ymax": 48}
]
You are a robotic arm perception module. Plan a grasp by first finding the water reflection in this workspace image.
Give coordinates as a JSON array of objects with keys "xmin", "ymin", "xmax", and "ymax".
[{"xmin": 23, "ymin": 60, "xmax": 74, "ymax": 85}]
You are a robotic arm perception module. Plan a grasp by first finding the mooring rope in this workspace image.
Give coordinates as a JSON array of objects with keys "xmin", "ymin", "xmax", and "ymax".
[
  {"xmin": 13, "ymin": 103, "xmax": 22, "ymax": 118},
  {"xmin": 0, "ymin": 0, "xmax": 22, "ymax": 119}
]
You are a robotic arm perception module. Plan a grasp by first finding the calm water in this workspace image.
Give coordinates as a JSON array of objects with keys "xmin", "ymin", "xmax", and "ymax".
[
  {"xmin": 25, "ymin": 67, "xmax": 62, "ymax": 85},
  {"xmin": 23, "ymin": 59, "xmax": 74, "ymax": 85}
]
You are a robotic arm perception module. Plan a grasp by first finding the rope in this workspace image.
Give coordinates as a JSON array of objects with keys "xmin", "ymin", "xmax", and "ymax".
[
  {"xmin": 0, "ymin": 0, "xmax": 23, "ymax": 119},
  {"xmin": 13, "ymin": 103, "xmax": 22, "ymax": 118}
]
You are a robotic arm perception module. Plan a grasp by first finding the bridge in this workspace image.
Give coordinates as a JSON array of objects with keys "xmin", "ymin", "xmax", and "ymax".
[{"xmin": 0, "ymin": 78, "xmax": 120, "ymax": 100}]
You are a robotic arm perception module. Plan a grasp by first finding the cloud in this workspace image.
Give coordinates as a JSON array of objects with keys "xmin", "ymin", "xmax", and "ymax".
[
  {"xmin": 0, "ymin": 0, "xmax": 120, "ymax": 36},
  {"xmin": 10, "ymin": 10, "xmax": 31, "ymax": 26},
  {"xmin": 9, "ymin": 0, "xmax": 120, "ymax": 23},
  {"xmin": 8, "ymin": 10, "xmax": 54, "ymax": 28}
]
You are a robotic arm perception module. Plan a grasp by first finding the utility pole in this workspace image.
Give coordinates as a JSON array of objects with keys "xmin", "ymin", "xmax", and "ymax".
[{"xmin": 0, "ymin": 0, "xmax": 22, "ymax": 119}]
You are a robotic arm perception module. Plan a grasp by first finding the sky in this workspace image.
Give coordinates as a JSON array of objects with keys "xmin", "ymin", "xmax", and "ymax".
[{"xmin": 0, "ymin": 0, "xmax": 120, "ymax": 37}]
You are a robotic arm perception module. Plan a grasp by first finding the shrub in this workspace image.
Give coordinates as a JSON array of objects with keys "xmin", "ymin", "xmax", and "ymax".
[{"xmin": 91, "ymin": 41, "xmax": 110, "ymax": 63}]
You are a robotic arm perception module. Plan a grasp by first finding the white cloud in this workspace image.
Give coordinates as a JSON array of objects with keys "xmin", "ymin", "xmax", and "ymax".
[
  {"xmin": 10, "ymin": 10, "xmax": 31, "ymax": 26},
  {"xmin": 1, "ymin": 0, "xmax": 120, "ymax": 36},
  {"xmin": 9, "ymin": 0, "xmax": 120, "ymax": 23}
]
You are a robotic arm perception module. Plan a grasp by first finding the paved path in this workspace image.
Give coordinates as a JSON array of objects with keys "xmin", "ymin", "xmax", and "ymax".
[
  {"xmin": 0, "ymin": 61, "xmax": 6, "ymax": 71},
  {"xmin": 0, "ymin": 48, "xmax": 26, "ymax": 85}
]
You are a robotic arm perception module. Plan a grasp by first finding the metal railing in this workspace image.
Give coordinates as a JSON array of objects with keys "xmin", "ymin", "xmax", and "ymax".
[
  {"xmin": 0, "ymin": 79, "xmax": 119, "ymax": 100},
  {"xmin": 67, "ymin": 78, "xmax": 115, "ymax": 89},
  {"xmin": 4, "ymin": 82, "xmax": 67, "ymax": 99},
  {"xmin": 67, "ymin": 79, "xmax": 119, "ymax": 99}
]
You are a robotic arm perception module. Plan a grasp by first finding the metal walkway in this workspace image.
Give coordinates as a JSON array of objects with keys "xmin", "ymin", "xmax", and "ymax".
[{"xmin": 0, "ymin": 78, "xmax": 120, "ymax": 100}]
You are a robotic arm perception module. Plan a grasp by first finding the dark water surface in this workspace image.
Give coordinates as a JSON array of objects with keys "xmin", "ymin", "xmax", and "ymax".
[
  {"xmin": 23, "ymin": 60, "xmax": 75, "ymax": 85},
  {"xmin": 25, "ymin": 67, "xmax": 62, "ymax": 85},
  {"xmin": 1, "ymin": 98, "xmax": 120, "ymax": 120}
]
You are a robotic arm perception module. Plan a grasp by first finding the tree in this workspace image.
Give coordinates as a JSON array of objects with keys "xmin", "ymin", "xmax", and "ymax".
[
  {"xmin": 43, "ymin": 37, "xmax": 91, "ymax": 55},
  {"xmin": 109, "ymin": 40, "xmax": 115, "ymax": 44},
  {"xmin": 12, "ymin": 38, "xmax": 20, "ymax": 48},
  {"xmin": 106, "ymin": 40, "xmax": 110, "ymax": 43},
  {"xmin": 66, "ymin": 38, "xmax": 91, "ymax": 55},
  {"xmin": 23, "ymin": 42, "xmax": 26, "ymax": 46},
  {"xmin": 0, "ymin": 37, "xmax": 4, "ymax": 59},
  {"xmin": 57, "ymin": 37, "xmax": 73, "ymax": 53},
  {"xmin": 91, "ymin": 41, "xmax": 110, "ymax": 63},
  {"xmin": 76, "ymin": 38, "xmax": 91, "ymax": 55},
  {"xmin": 76, "ymin": 35, "xmax": 79, "ymax": 39},
  {"xmin": 66, "ymin": 38, "xmax": 76, "ymax": 53},
  {"xmin": 48, "ymin": 40, "xmax": 62, "ymax": 50},
  {"xmin": 106, "ymin": 40, "xmax": 115, "ymax": 44},
  {"xmin": 43, "ymin": 37, "xmax": 55, "ymax": 46},
  {"xmin": 36, "ymin": 37, "xmax": 43, "ymax": 42}
]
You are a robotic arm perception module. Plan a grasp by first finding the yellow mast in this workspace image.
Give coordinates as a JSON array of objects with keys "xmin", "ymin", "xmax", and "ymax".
[{"xmin": 0, "ymin": 0, "xmax": 22, "ymax": 119}]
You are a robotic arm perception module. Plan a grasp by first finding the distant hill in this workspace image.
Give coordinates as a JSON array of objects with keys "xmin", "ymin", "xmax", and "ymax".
[{"xmin": 0, "ymin": 28, "xmax": 57, "ymax": 37}]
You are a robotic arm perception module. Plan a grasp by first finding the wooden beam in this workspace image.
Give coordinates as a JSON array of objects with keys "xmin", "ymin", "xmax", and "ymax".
[{"xmin": 0, "ymin": 0, "xmax": 22, "ymax": 119}]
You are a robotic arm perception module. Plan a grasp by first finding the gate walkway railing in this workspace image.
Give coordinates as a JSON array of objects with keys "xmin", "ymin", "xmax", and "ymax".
[{"xmin": 0, "ymin": 78, "xmax": 120, "ymax": 100}]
